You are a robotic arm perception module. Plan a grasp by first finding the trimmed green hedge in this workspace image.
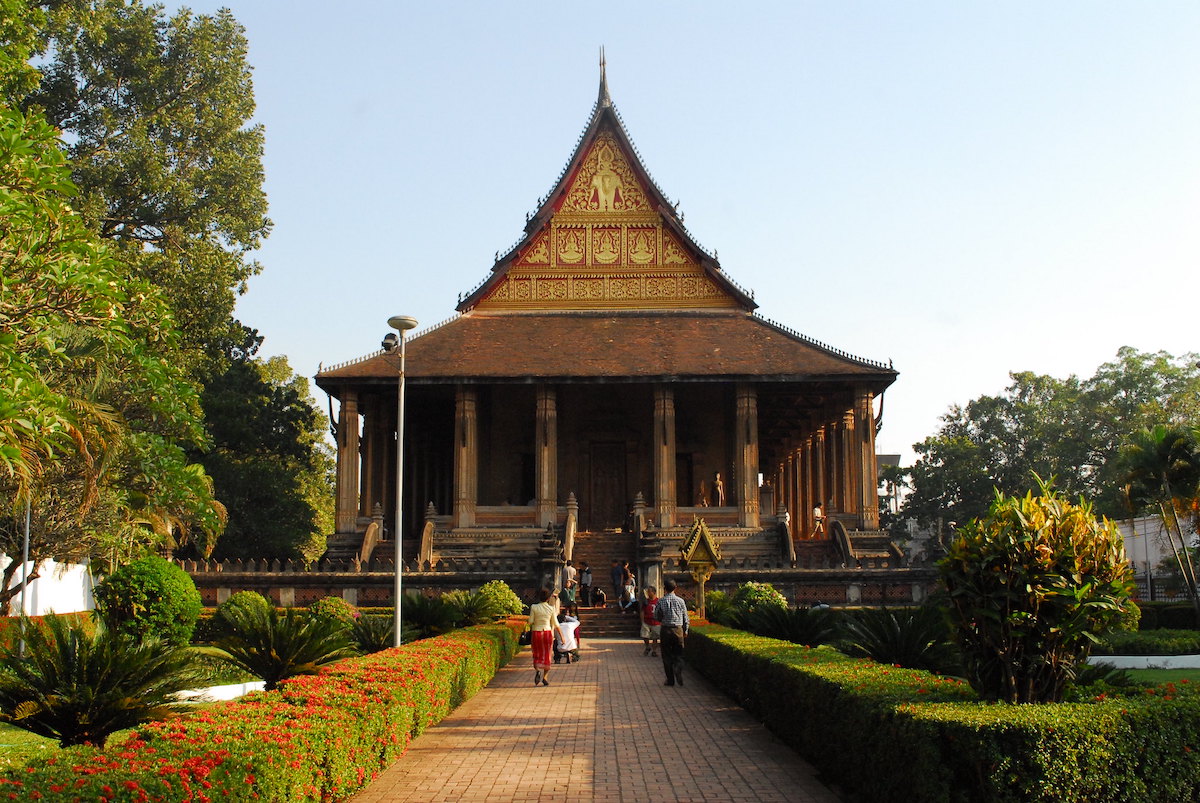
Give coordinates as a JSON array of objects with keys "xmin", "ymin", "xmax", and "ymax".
[
  {"xmin": 688, "ymin": 624, "xmax": 1200, "ymax": 802},
  {"xmin": 0, "ymin": 618, "xmax": 525, "ymax": 801},
  {"xmin": 1096, "ymin": 629, "xmax": 1200, "ymax": 656},
  {"xmin": 1138, "ymin": 602, "xmax": 1199, "ymax": 631}
]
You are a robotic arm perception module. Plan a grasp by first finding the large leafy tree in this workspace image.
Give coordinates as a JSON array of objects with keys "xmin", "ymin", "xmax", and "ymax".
[
  {"xmin": 902, "ymin": 349, "xmax": 1200, "ymax": 531},
  {"xmin": 0, "ymin": 102, "xmax": 222, "ymax": 603},
  {"xmin": 15, "ymin": 1, "xmax": 334, "ymax": 560},
  {"xmin": 29, "ymin": 0, "xmax": 271, "ymax": 373},
  {"xmin": 196, "ymin": 346, "xmax": 334, "ymax": 561}
]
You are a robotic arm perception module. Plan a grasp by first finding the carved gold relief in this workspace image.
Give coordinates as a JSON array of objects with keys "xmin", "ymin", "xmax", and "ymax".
[
  {"xmin": 562, "ymin": 131, "xmax": 648, "ymax": 213},
  {"xmin": 557, "ymin": 229, "xmax": 585, "ymax": 264},
  {"xmin": 480, "ymin": 269, "xmax": 733, "ymax": 309},
  {"xmin": 645, "ymin": 276, "xmax": 677, "ymax": 298},
  {"xmin": 537, "ymin": 279, "xmax": 568, "ymax": 300},
  {"xmin": 628, "ymin": 228, "xmax": 656, "ymax": 264},
  {"xmin": 574, "ymin": 277, "xmax": 604, "ymax": 299},
  {"xmin": 593, "ymin": 227, "xmax": 620, "ymax": 264},
  {"xmin": 662, "ymin": 232, "xmax": 691, "ymax": 265},
  {"xmin": 519, "ymin": 232, "xmax": 549, "ymax": 265}
]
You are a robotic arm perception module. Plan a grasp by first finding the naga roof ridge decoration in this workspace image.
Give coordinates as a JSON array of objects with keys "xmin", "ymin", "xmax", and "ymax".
[{"xmin": 751, "ymin": 312, "xmax": 895, "ymax": 372}]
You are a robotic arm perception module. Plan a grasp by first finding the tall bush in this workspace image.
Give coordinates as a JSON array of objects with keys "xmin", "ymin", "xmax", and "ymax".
[
  {"xmin": 477, "ymin": 580, "xmax": 524, "ymax": 617},
  {"xmin": 940, "ymin": 484, "xmax": 1134, "ymax": 703},
  {"xmin": 93, "ymin": 556, "xmax": 202, "ymax": 645}
]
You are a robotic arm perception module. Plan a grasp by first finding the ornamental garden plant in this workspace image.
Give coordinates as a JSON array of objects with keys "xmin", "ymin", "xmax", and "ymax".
[{"xmin": 940, "ymin": 482, "xmax": 1135, "ymax": 703}]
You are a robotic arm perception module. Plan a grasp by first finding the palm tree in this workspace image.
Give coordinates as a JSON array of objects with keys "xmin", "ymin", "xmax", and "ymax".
[
  {"xmin": 204, "ymin": 604, "xmax": 357, "ymax": 691},
  {"xmin": 0, "ymin": 614, "xmax": 208, "ymax": 748},
  {"xmin": 1119, "ymin": 425, "xmax": 1200, "ymax": 621}
]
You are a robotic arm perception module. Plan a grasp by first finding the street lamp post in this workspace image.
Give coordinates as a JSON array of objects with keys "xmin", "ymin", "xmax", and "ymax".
[{"xmin": 383, "ymin": 315, "xmax": 418, "ymax": 647}]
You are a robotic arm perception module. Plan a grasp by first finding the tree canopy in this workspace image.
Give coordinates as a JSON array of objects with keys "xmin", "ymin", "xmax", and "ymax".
[
  {"xmin": 3, "ymin": 0, "xmax": 333, "ymax": 589},
  {"xmin": 901, "ymin": 348, "xmax": 1200, "ymax": 534},
  {"xmin": 30, "ymin": 0, "xmax": 271, "ymax": 374}
]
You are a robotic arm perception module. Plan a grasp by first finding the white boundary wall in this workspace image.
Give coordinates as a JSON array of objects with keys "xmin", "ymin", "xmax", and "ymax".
[{"xmin": 2, "ymin": 554, "xmax": 95, "ymax": 616}]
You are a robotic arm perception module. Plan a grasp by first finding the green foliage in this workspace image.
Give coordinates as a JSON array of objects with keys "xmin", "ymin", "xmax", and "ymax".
[
  {"xmin": 477, "ymin": 579, "xmax": 525, "ymax": 617},
  {"xmin": 0, "ymin": 102, "xmax": 222, "ymax": 596},
  {"xmin": 746, "ymin": 604, "xmax": 839, "ymax": 647},
  {"xmin": 1139, "ymin": 602, "xmax": 1198, "ymax": 631},
  {"xmin": 198, "ymin": 353, "xmax": 334, "ymax": 562},
  {"xmin": 704, "ymin": 590, "xmax": 733, "ymax": 623},
  {"xmin": 0, "ymin": 622, "xmax": 523, "ymax": 798},
  {"xmin": 0, "ymin": 614, "xmax": 206, "ymax": 748},
  {"xmin": 1112, "ymin": 599, "xmax": 1142, "ymax": 633},
  {"xmin": 730, "ymin": 581, "xmax": 787, "ymax": 614},
  {"xmin": 940, "ymin": 484, "xmax": 1135, "ymax": 703},
  {"xmin": 1117, "ymin": 425, "xmax": 1200, "ymax": 619},
  {"xmin": 442, "ymin": 589, "xmax": 498, "ymax": 627},
  {"xmin": 902, "ymin": 349, "xmax": 1200, "ymax": 528},
  {"xmin": 838, "ymin": 606, "xmax": 963, "ymax": 675},
  {"xmin": 1096, "ymin": 628, "xmax": 1200, "ymax": 656},
  {"xmin": 211, "ymin": 590, "xmax": 272, "ymax": 637},
  {"xmin": 350, "ymin": 615, "xmax": 394, "ymax": 654},
  {"xmin": 32, "ymin": 1, "xmax": 271, "ymax": 369},
  {"xmin": 204, "ymin": 604, "xmax": 356, "ymax": 691},
  {"xmin": 307, "ymin": 596, "xmax": 357, "ymax": 626},
  {"xmin": 688, "ymin": 624, "xmax": 1200, "ymax": 802},
  {"xmin": 93, "ymin": 556, "xmax": 201, "ymax": 646},
  {"xmin": 401, "ymin": 591, "xmax": 458, "ymax": 640}
]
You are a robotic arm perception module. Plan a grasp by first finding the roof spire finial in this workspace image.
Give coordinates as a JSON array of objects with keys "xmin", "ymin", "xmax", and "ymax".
[{"xmin": 598, "ymin": 46, "xmax": 611, "ymax": 108}]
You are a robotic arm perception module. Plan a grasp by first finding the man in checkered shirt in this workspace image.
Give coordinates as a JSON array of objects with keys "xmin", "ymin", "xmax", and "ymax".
[{"xmin": 655, "ymin": 579, "xmax": 689, "ymax": 686}]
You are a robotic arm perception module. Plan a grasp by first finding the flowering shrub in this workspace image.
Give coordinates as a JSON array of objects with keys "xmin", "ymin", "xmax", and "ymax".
[
  {"xmin": 307, "ymin": 596, "xmax": 358, "ymax": 626},
  {"xmin": 0, "ymin": 619, "xmax": 525, "ymax": 801},
  {"xmin": 689, "ymin": 624, "xmax": 1200, "ymax": 802}
]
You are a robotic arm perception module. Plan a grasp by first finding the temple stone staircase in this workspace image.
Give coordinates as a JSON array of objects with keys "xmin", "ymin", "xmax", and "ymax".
[{"xmin": 568, "ymin": 530, "xmax": 640, "ymax": 637}]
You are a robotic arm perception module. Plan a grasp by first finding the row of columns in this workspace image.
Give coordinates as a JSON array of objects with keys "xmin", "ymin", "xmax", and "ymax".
[
  {"xmin": 775, "ymin": 388, "xmax": 879, "ymax": 541},
  {"xmin": 333, "ymin": 382, "xmax": 765, "ymax": 537}
]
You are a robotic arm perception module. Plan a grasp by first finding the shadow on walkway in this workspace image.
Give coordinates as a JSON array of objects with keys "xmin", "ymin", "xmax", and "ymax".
[{"xmin": 353, "ymin": 637, "xmax": 841, "ymax": 802}]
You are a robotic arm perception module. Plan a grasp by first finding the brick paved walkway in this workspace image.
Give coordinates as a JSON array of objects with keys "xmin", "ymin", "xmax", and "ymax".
[{"xmin": 353, "ymin": 637, "xmax": 841, "ymax": 802}]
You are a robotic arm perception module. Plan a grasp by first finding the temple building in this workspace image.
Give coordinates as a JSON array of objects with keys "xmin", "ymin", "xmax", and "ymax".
[{"xmin": 314, "ymin": 67, "xmax": 899, "ymax": 582}]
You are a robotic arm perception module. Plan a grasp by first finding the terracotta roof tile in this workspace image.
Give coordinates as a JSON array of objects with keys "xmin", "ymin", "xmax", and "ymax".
[{"xmin": 316, "ymin": 312, "xmax": 896, "ymax": 389}]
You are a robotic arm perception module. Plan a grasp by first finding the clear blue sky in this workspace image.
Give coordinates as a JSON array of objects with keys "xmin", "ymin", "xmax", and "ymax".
[{"xmin": 182, "ymin": 2, "xmax": 1199, "ymax": 465}]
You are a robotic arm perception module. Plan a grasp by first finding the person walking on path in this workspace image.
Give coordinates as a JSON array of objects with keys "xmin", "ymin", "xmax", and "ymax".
[
  {"xmin": 641, "ymin": 586, "xmax": 661, "ymax": 656},
  {"xmin": 526, "ymin": 588, "xmax": 564, "ymax": 686},
  {"xmin": 656, "ymin": 578, "xmax": 689, "ymax": 686}
]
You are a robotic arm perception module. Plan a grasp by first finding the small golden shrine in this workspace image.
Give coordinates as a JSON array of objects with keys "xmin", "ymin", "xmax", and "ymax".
[{"xmin": 680, "ymin": 518, "xmax": 722, "ymax": 619}]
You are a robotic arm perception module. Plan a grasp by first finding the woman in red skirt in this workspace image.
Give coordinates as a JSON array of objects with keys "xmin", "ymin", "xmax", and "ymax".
[{"xmin": 526, "ymin": 588, "xmax": 564, "ymax": 686}]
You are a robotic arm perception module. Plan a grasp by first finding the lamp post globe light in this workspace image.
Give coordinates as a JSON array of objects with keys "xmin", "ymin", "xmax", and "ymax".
[{"xmin": 382, "ymin": 315, "xmax": 418, "ymax": 646}]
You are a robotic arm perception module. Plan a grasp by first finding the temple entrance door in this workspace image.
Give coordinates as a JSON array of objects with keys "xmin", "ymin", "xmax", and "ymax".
[{"xmin": 589, "ymin": 442, "xmax": 626, "ymax": 530}]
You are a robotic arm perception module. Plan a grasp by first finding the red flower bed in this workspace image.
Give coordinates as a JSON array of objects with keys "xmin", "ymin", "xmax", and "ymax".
[{"xmin": 0, "ymin": 619, "xmax": 524, "ymax": 801}]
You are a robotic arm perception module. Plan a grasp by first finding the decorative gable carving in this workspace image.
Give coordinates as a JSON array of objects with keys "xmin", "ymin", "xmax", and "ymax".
[{"xmin": 561, "ymin": 132, "xmax": 649, "ymax": 213}]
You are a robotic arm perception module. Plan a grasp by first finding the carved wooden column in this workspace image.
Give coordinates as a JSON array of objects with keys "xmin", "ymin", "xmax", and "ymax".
[
  {"xmin": 798, "ymin": 438, "xmax": 811, "ymax": 538},
  {"xmin": 360, "ymin": 396, "xmax": 389, "ymax": 522},
  {"xmin": 839, "ymin": 409, "xmax": 856, "ymax": 517},
  {"xmin": 334, "ymin": 389, "xmax": 361, "ymax": 534},
  {"xmin": 735, "ymin": 384, "xmax": 759, "ymax": 528},
  {"xmin": 785, "ymin": 450, "xmax": 797, "ymax": 538},
  {"xmin": 453, "ymin": 387, "xmax": 478, "ymax": 528},
  {"xmin": 653, "ymin": 385, "xmax": 677, "ymax": 528},
  {"xmin": 856, "ymin": 389, "xmax": 880, "ymax": 529},
  {"xmin": 813, "ymin": 426, "xmax": 827, "ymax": 535},
  {"xmin": 535, "ymin": 385, "xmax": 558, "ymax": 528}
]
